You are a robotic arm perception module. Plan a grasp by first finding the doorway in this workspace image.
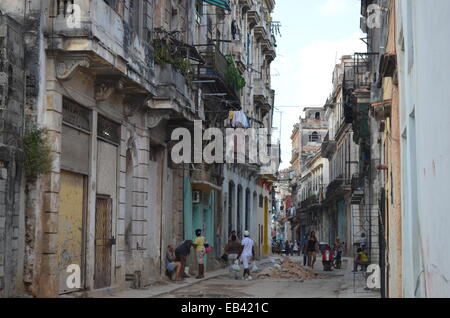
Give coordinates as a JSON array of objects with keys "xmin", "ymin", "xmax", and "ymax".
[
  {"xmin": 58, "ymin": 170, "xmax": 87, "ymax": 294},
  {"xmin": 94, "ymin": 196, "xmax": 113, "ymax": 289}
]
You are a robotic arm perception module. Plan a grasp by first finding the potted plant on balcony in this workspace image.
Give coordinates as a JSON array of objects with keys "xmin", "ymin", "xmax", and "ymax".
[
  {"xmin": 225, "ymin": 55, "xmax": 246, "ymax": 94},
  {"xmin": 153, "ymin": 39, "xmax": 192, "ymax": 82}
]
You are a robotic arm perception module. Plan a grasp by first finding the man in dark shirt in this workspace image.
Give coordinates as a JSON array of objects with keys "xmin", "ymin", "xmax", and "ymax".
[
  {"xmin": 175, "ymin": 240, "xmax": 193, "ymax": 281},
  {"xmin": 225, "ymin": 235, "xmax": 242, "ymax": 279},
  {"xmin": 307, "ymin": 233, "xmax": 319, "ymax": 268}
]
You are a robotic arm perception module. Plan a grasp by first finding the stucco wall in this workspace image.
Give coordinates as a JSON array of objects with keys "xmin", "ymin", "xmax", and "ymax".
[{"xmin": 397, "ymin": 0, "xmax": 450, "ymax": 297}]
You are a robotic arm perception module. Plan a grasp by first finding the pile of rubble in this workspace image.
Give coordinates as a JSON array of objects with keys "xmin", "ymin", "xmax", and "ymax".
[{"xmin": 256, "ymin": 258, "xmax": 324, "ymax": 281}]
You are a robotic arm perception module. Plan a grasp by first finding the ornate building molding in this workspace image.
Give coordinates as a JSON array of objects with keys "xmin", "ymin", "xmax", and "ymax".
[
  {"xmin": 55, "ymin": 58, "xmax": 90, "ymax": 81},
  {"xmin": 95, "ymin": 79, "xmax": 124, "ymax": 102},
  {"xmin": 147, "ymin": 112, "xmax": 170, "ymax": 129},
  {"xmin": 123, "ymin": 94, "xmax": 151, "ymax": 118}
]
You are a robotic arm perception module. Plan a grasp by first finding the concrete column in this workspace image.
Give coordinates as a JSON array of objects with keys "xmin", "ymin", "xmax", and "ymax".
[
  {"xmin": 86, "ymin": 110, "xmax": 98, "ymax": 290},
  {"xmin": 38, "ymin": 86, "xmax": 63, "ymax": 297}
]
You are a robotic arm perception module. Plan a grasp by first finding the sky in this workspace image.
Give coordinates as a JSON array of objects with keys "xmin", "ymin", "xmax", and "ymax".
[{"xmin": 270, "ymin": 0, "xmax": 366, "ymax": 170}]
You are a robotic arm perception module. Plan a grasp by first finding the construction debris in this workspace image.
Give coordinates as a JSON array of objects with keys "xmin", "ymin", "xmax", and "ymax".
[{"xmin": 257, "ymin": 258, "xmax": 325, "ymax": 281}]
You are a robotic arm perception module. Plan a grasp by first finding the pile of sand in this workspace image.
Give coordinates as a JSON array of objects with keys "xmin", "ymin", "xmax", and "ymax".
[{"xmin": 257, "ymin": 258, "xmax": 324, "ymax": 281}]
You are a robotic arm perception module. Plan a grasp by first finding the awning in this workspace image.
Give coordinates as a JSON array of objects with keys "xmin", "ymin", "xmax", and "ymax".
[
  {"xmin": 202, "ymin": 0, "xmax": 231, "ymax": 11},
  {"xmin": 191, "ymin": 180, "xmax": 222, "ymax": 193}
]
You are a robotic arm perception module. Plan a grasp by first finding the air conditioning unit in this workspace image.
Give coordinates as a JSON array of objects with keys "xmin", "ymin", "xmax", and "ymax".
[{"xmin": 193, "ymin": 191, "xmax": 201, "ymax": 204}]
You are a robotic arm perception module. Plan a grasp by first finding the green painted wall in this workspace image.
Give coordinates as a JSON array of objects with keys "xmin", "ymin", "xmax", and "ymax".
[{"xmin": 184, "ymin": 178, "xmax": 216, "ymax": 267}]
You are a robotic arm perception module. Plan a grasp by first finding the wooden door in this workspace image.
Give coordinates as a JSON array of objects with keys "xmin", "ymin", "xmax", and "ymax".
[
  {"xmin": 58, "ymin": 170, "xmax": 86, "ymax": 294},
  {"xmin": 94, "ymin": 196, "xmax": 112, "ymax": 289}
]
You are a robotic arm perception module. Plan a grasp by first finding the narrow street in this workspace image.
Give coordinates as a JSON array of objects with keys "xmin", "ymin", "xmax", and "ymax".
[
  {"xmin": 1, "ymin": 0, "xmax": 450, "ymax": 301},
  {"xmin": 102, "ymin": 256, "xmax": 379, "ymax": 299},
  {"xmin": 157, "ymin": 257, "xmax": 379, "ymax": 299}
]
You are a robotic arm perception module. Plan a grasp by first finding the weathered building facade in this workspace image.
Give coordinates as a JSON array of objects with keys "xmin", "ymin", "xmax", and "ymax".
[
  {"xmin": 321, "ymin": 57, "xmax": 361, "ymax": 254},
  {"xmin": 0, "ymin": 11, "xmax": 26, "ymax": 298},
  {"xmin": 0, "ymin": 0, "xmax": 278, "ymax": 298},
  {"xmin": 359, "ymin": 0, "xmax": 450, "ymax": 298},
  {"xmin": 358, "ymin": 0, "xmax": 400, "ymax": 298},
  {"xmin": 220, "ymin": 0, "xmax": 277, "ymax": 260},
  {"xmin": 290, "ymin": 107, "xmax": 328, "ymax": 241}
]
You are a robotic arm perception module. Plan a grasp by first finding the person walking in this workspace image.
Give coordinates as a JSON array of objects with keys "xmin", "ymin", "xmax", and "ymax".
[
  {"xmin": 333, "ymin": 237, "xmax": 344, "ymax": 268},
  {"xmin": 301, "ymin": 235, "xmax": 308, "ymax": 266},
  {"xmin": 284, "ymin": 240, "xmax": 291, "ymax": 257},
  {"xmin": 225, "ymin": 234, "xmax": 242, "ymax": 279},
  {"xmin": 293, "ymin": 241, "xmax": 299, "ymax": 256},
  {"xmin": 193, "ymin": 229, "xmax": 206, "ymax": 279},
  {"xmin": 237, "ymin": 231, "xmax": 255, "ymax": 281},
  {"xmin": 307, "ymin": 232, "xmax": 319, "ymax": 269},
  {"xmin": 175, "ymin": 240, "xmax": 193, "ymax": 282}
]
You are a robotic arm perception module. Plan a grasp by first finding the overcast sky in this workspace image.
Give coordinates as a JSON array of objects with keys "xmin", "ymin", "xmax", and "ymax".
[{"xmin": 270, "ymin": 0, "xmax": 366, "ymax": 170}]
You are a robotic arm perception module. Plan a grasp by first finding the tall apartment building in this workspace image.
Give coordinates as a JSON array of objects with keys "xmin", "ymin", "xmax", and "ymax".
[{"xmin": 0, "ymin": 0, "xmax": 278, "ymax": 298}]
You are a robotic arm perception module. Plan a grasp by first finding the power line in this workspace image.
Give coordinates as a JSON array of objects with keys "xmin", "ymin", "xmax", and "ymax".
[{"xmin": 274, "ymin": 105, "xmax": 325, "ymax": 108}]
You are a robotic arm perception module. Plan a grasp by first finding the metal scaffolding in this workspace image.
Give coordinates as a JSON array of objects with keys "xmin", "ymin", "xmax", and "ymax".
[{"xmin": 351, "ymin": 203, "xmax": 380, "ymax": 294}]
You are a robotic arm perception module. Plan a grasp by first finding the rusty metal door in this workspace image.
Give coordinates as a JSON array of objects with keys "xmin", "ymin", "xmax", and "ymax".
[{"xmin": 94, "ymin": 196, "xmax": 113, "ymax": 289}]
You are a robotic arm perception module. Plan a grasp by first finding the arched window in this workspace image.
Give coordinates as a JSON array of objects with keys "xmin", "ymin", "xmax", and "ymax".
[{"xmin": 309, "ymin": 132, "xmax": 320, "ymax": 142}]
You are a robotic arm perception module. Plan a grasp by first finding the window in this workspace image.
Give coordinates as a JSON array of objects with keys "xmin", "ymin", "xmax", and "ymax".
[
  {"xmin": 309, "ymin": 132, "xmax": 320, "ymax": 143},
  {"xmin": 129, "ymin": 0, "xmax": 144, "ymax": 39},
  {"xmin": 98, "ymin": 115, "xmax": 121, "ymax": 145},
  {"xmin": 63, "ymin": 98, "xmax": 91, "ymax": 132},
  {"xmin": 56, "ymin": 0, "xmax": 74, "ymax": 17},
  {"xmin": 315, "ymin": 112, "xmax": 321, "ymax": 120}
]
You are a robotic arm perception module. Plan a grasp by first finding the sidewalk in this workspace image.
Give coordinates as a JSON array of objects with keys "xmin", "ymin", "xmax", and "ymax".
[
  {"xmin": 336, "ymin": 258, "xmax": 380, "ymax": 298},
  {"xmin": 97, "ymin": 258, "xmax": 274, "ymax": 298}
]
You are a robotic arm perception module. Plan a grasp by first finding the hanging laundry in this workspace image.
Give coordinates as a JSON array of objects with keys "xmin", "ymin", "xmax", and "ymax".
[
  {"xmin": 231, "ymin": 20, "xmax": 241, "ymax": 41},
  {"xmin": 231, "ymin": 20, "xmax": 238, "ymax": 40},
  {"xmin": 231, "ymin": 111, "xmax": 250, "ymax": 128}
]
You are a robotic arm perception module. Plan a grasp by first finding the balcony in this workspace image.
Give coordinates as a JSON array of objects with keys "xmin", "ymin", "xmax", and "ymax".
[
  {"xmin": 325, "ymin": 176, "xmax": 351, "ymax": 201},
  {"xmin": 264, "ymin": 0, "xmax": 276, "ymax": 12},
  {"xmin": 262, "ymin": 35, "xmax": 277, "ymax": 62},
  {"xmin": 47, "ymin": 0, "xmax": 156, "ymax": 96},
  {"xmin": 196, "ymin": 45, "xmax": 242, "ymax": 107},
  {"xmin": 351, "ymin": 173, "xmax": 365, "ymax": 205},
  {"xmin": 247, "ymin": 10, "xmax": 261, "ymax": 29},
  {"xmin": 153, "ymin": 64, "xmax": 198, "ymax": 121},
  {"xmin": 254, "ymin": 25, "xmax": 269, "ymax": 42},
  {"xmin": 321, "ymin": 133, "xmax": 336, "ymax": 159},
  {"xmin": 371, "ymin": 100, "xmax": 392, "ymax": 121},
  {"xmin": 253, "ymin": 78, "xmax": 272, "ymax": 116},
  {"xmin": 300, "ymin": 194, "xmax": 320, "ymax": 211},
  {"xmin": 239, "ymin": 0, "xmax": 254, "ymax": 11}
]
